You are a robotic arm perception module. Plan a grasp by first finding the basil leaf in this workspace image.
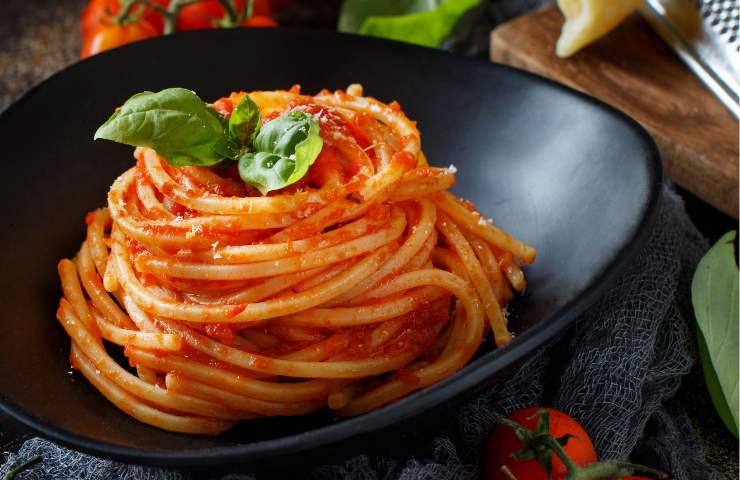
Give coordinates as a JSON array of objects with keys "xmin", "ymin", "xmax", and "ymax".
[
  {"xmin": 691, "ymin": 230, "xmax": 739, "ymax": 438},
  {"xmin": 229, "ymin": 94, "xmax": 261, "ymax": 147},
  {"xmin": 238, "ymin": 111, "xmax": 323, "ymax": 195},
  {"xmin": 237, "ymin": 152, "xmax": 298, "ymax": 195},
  {"xmin": 698, "ymin": 329, "xmax": 738, "ymax": 438},
  {"xmin": 94, "ymin": 88, "xmax": 228, "ymax": 166},
  {"xmin": 338, "ymin": 0, "xmax": 440, "ymax": 33},
  {"xmin": 339, "ymin": 0, "xmax": 479, "ymax": 48},
  {"xmin": 212, "ymin": 135, "xmax": 241, "ymax": 161}
]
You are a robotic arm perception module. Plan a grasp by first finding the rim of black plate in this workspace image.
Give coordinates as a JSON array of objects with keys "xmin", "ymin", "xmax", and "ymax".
[{"xmin": 0, "ymin": 27, "xmax": 663, "ymax": 466}]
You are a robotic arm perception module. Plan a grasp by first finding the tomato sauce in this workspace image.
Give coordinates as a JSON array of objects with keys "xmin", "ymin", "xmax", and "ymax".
[
  {"xmin": 258, "ymin": 339, "xmax": 314, "ymax": 358},
  {"xmin": 392, "ymin": 151, "xmax": 417, "ymax": 170},
  {"xmin": 85, "ymin": 211, "xmax": 97, "ymax": 225},
  {"xmin": 365, "ymin": 203, "xmax": 391, "ymax": 223},
  {"xmin": 287, "ymin": 205, "xmax": 347, "ymax": 239},
  {"xmin": 373, "ymin": 297, "xmax": 451, "ymax": 360},
  {"xmin": 175, "ymin": 346, "xmax": 258, "ymax": 376},
  {"xmin": 224, "ymin": 304, "xmax": 247, "ymax": 318},
  {"xmin": 394, "ymin": 370, "xmax": 421, "ymax": 387},
  {"xmin": 351, "ymin": 112, "xmax": 375, "ymax": 151},
  {"xmin": 137, "ymin": 273, "xmax": 157, "ymax": 287},
  {"xmin": 204, "ymin": 323, "xmax": 236, "ymax": 344},
  {"xmin": 85, "ymin": 269, "xmax": 105, "ymax": 290},
  {"xmin": 251, "ymin": 356, "xmax": 272, "ymax": 370},
  {"xmin": 336, "ymin": 90, "xmax": 353, "ymax": 102},
  {"xmin": 212, "ymin": 97, "xmax": 234, "ymax": 118},
  {"xmin": 460, "ymin": 198, "xmax": 478, "ymax": 213},
  {"xmin": 310, "ymin": 146, "xmax": 344, "ymax": 186},
  {"xmin": 331, "ymin": 325, "xmax": 376, "ymax": 360},
  {"xmin": 414, "ymin": 167, "xmax": 433, "ymax": 178}
]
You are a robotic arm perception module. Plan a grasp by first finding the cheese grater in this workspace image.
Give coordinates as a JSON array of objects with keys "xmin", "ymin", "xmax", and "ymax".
[{"xmin": 641, "ymin": 0, "xmax": 739, "ymax": 118}]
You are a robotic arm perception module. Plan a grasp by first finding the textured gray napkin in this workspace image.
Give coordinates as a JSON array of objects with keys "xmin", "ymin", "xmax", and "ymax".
[{"xmin": 0, "ymin": 184, "xmax": 722, "ymax": 479}]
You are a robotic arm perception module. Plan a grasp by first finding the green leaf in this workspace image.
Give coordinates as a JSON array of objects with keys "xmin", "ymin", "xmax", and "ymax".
[
  {"xmin": 338, "ymin": 0, "xmax": 440, "ymax": 33},
  {"xmin": 212, "ymin": 135, "xmax": 242, "ymax": 162},
  {"xmin": 691, "ymin": 230, "xmax": 739, "ymax": 438},
  {"xmin": 339, "ymin": 0, "xmax": 480, "ymax": 48},
  {"xmin": 238, "ymin": 111, "xmax": 323, "ymax": 195},
  {"xmin": 229, "ymin": 94, "xmax": 261, "ymax": 147},
  {"xmin": 94, "ymin": 88, "xmax": 228, "ymax": 166},
  {"xmin": 698, "ymin": 328, "xmax": 739, "ymax": 437}
]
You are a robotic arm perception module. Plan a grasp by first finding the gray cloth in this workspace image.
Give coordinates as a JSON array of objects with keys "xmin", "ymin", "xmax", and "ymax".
[{"xmin": 0, "ymin": 185, "xmax": 722, "ymax": 479}]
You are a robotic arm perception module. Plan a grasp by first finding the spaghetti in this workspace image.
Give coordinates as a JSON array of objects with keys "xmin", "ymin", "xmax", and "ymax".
[{"xmin": 56, "ymin": 84, "xmax": 536, "ymax": 434}]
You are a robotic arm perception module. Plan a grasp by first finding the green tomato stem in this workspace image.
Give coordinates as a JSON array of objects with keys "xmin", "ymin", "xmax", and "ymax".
[
  {"xmin": 539, "ymin": 436, "xmax": 666, "ymax": 480},
  {"xmin": 543, "ymin": 435, "xmax": 580, "ymax": 473},
  {"xmin": 542, "ymin": 436, "xmax": 669, "ymax": 480},
  {"xmin": 215, "ymin": 0, "xmax": 239, "ymax": 26},
  {"xmin": 500, "ymin": 465, "xmax": 519, "ymax": 480},
  {"xmin": 112, "ymin": 0, "xmax": 142, "ymax": 24},
  {"xmin": 113, "ymin": 0, "xmax": 254, "ymax": 34},
  {"xmin": 162, "ymin": 0, "xmax": 203, "ymax": 34},
  {"xmin": 243, "ymin": 0, "xmax": 255, "ymax": 22},
  {"xmin": 137, "ymin": 0, "xmax": 169, "ymax": 16},
  {"xmin": 577, "ymin": 461, "xmax": 670, "ymax": 480}
]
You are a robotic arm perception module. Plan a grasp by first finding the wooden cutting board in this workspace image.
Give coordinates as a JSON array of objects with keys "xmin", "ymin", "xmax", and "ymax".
[{"xmin": 491, "ymin": 5, "xmax": 739, "ymax": 219}]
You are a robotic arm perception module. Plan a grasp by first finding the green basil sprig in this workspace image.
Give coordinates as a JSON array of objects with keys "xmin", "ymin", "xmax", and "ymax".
[
  {"xmin": 94, "ymin": 88, "xmax": 323, "ymax": 194},
  {"xmin": 238, "ymin": 111, "xmax": 323, "ymax": 195}
]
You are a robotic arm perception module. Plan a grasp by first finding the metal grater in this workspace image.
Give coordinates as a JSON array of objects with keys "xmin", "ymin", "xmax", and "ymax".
[{"xmin": 641, "ymin": 0, "xmax": 740, "ymax": 118}]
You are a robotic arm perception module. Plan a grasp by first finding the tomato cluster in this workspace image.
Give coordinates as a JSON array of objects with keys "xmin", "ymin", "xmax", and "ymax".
[
  {"xmin": 486, "ymin": 407, "xmax": 661, "ymax": 480},
  {"xmin": 80, "ymin": 0, "xmax": 283, "ymax": 58},
  {"xmin": 486, "ymin": 407, "xmax": 596, "ymax": 480}
]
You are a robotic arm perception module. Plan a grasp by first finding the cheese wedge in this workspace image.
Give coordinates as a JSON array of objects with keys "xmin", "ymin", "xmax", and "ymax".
[{"xmin": 556, "ymin": 0, "xmax": 643, "ymax": 57}]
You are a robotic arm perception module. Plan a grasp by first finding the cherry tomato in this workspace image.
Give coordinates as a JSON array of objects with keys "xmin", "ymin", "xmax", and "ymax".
[
  {"xmin": 81, "ymin": 0, "xmax": 167, "ymax": 36},
  {"xmin": 81, "ymin": 20, "xmax": 159, "ymax": 59},
  {"xmin": 176, "ymin": 0, "xmax": 272, "ymax": 31},
  {"xmin": 242, "ymin": 15, "xmax": 277, "ymax": 27},
  {"xmin": 484, "ymin": 407, "xmax": 597, "ymax": 480},
  {"xmin": 175, "ymin": 0, "xmax": 222, "ymax": 30},
  {"xmin": 241, "ymin": 0, "xmax": 272, "ymax": 16}
]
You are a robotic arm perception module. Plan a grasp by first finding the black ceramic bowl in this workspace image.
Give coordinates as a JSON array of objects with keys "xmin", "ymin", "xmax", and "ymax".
[{"xmin": 0, "ymin": 28, "xmax": 660, "ymax": 467}]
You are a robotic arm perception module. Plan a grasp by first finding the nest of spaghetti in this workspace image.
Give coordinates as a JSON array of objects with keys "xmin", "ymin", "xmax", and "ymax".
[{"xmin": 56, "ymin": 85, "xmax": 536, "ymax": 434}]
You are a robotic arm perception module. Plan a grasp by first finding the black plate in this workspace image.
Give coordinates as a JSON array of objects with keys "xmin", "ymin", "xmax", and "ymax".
[{"xmin": 0, "ymin": 28, "xmax": 661, "ymax": 467}]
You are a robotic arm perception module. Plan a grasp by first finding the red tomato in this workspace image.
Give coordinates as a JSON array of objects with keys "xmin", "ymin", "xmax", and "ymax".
[
  {"xmin": 485, "ymin": 407, "xmax": 597, "ymax": 480},
  {"xmin": 81, "ymin": 0, "xmax": 167, "ymax": 36},
  {"xmin": 175, "ymin": 0, "xmax": 222, "ymax": 30},
  {"xmin": 80, "ymin": 20, "xmax": 159, "ymax": 59},
  {"xmin": 176, "ymin": 0, "xmax": 272, "ymax": 31},
  {"xmin": 242, "ymin": 15, "xmax": 277, "ymax": 27}
]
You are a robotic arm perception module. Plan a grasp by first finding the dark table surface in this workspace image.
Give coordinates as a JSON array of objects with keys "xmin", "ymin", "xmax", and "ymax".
[{"xmin": 0, "ymin": 0, "xmax": 737, "ymax": 478}]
